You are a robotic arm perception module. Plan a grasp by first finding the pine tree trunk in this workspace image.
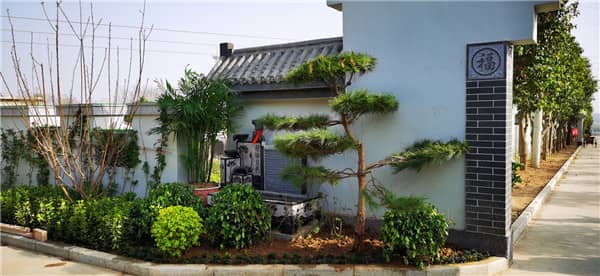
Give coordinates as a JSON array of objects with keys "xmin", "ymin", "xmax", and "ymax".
[{"xmin": 355, "ymin": 143, "xmax": 367, "ymax": 239}]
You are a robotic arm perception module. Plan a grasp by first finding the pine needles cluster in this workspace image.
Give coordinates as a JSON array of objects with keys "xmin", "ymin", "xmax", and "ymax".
[
  {"xmin": 257, "ymin": 114, "xmax": 331, "ymax": 131},
  {"xmin": 389, "ymin": 140, "xmax": 470, "ymax": 173},
  {"xmin": 279, "ymin": 164, "xmax": 341, "ymax": 188},
  {"xmin": 330, "ymin": 89, "xmax": 399, "ymax": 121},
  {"xmin": 273, "ymin": 128, "xmax": 356, "ymax": 160},
  {"xmin": 286, "ymin": 53, "xmax": 376, "ymax": 86}
]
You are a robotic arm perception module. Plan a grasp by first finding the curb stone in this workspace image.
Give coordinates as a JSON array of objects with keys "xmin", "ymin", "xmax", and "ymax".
[
  {"xmin": 511, "ymin": 146, "xmax": 581, "ymax": 244},
  {"xmin": 0, "ymin": 232, "xmax": 508, "ymax": 275}
]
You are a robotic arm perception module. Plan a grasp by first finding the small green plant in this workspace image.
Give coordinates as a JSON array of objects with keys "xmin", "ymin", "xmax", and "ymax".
[
  {"xmin": 151, "ymin": 206, "xmax": 204, "ymax": 258},
  {"xmin": 147, "ymin": 182, "xmax": 205, "ymax": 217},
  {"xmin": 382, "ymin": 198, "xmax": 449, "ymax": 269},
  {"xmin": 206, "ymin": 184, "xmax": 271, "ymax": 249},
  {"xmin": 512, "ymin": 162, "xmax": 525, "ymax": 186}
]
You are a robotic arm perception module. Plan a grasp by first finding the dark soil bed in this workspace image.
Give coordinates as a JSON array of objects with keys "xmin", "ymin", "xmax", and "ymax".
[
  {"xmin": 118, "ymin": 225, "xmax": 488, "ymax": 266},
  {"xmin": 511, "ymin": 145, "xmax": 576, "ymax": 220}
]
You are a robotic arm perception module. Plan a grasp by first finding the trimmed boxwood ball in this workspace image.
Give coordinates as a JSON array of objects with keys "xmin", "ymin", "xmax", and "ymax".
[
  {"xmin": 382, "ymin": 202, "xmax": 449, "ymax": 269},
  {"xmin": 151, "ymin": 206, "xmax": 204, "ymax": 258},
  {"xmin": 206, "ymin": 184, "xmax": 271, "ymax": 249}
]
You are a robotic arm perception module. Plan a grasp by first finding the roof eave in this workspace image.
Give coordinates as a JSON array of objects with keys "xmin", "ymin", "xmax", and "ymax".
[{"xmin": 327, "ymin": 0, "xmax": 342, "ymax": 11}]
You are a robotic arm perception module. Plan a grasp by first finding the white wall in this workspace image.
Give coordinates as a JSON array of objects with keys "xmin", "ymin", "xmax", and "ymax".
[
  {"xmin": 325, "ymin": 1, "xmax": 545, "ymax": 229},
  {"xmin": 0, "ymin": 104, "xmax": 183, "ymax": 197}
]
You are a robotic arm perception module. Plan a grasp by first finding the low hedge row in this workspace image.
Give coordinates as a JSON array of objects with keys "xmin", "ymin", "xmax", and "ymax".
[
  {"xmin": 0, "ymin": 184, "xmax": 483, "ymax": 268},
  {"xmin": 0, "ymin": 183, "xmax": 207, "ymax": 251},
  {"xmin": 0, "ymin": 183, "xmax": 273, "ymax": 258}
]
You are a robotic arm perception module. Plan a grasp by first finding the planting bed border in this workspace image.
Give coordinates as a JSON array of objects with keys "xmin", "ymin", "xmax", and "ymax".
[
  {"xmin": 511, "ymin": 146, "xmax": 581, "ymax": 244},
  {"xmin": 0, "ymin": 232, "xmax": 507, "ymax": 276}
]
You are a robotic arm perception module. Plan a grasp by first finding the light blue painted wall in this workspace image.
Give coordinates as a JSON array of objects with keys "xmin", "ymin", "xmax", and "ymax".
[{"xmin": 336, "ymin": 1, "xmax": 547, "ymax": 229}]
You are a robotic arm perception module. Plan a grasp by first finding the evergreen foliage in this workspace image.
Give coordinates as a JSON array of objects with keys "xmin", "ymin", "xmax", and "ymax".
[
  {"xmin": 279, "ymin": 164, "xmax": 341, "ymax": 187},
  {"xmin": 388, "ymin": 140, "xmax": 469, "ymax": 173},
  {"xmin": 258, "ymin": 114, "xmax": 331, "ymax": 130},
  {"xmin": 273, "ymin": 128, "xmax": 356, "ymax": 159},
  {"xmin": 330, "ymin": 90, "xmax": 398, "ymax": 120},
  {"xmin": 286, "ymin": 52, "xmax": 376, "ymax": 87},
  {"xmin": 260, "ymin": 51, "xmax": 467, "ymax": 244}
]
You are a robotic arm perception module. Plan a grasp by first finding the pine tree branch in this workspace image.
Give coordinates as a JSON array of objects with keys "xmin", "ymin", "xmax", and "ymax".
[
  {"xmin": 273, "ymin": 128, "xmax": 356, "ymax": 159},
  {"xmin": 257, "ymin": 114, "xmax": 340, "ymax": 131},
  {"xmin": 280, "ymin": 164, "xmax": 357, "ymax": 187},
  {"xmin": 331, "ymin": 90, "xmax": 398, "ymax": 121},
  {"xmin": 366, "ymin": 139, "xmax": 469, "ymax": 173}
]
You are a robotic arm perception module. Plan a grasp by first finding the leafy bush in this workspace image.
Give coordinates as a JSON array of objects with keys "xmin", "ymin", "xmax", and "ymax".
[
  {"xmin": 151, "ymin": 206, "xmax": 204, "ymax": 258},
  {"xmin": 122, "ymin": 198, "xmax": 156, "ymax": 246},
  {"xmin": 0, "ymin": 185, "xmax": 64, "ymax": 228},
  {"xmin": 148, "ymin": 182, "xmax": 205, "ymax": 217},
  {"xmin": 382, "ymin": 200, "xmax": 449, "ymax": 269},
  {"xmin": 206, "ymin": 184, "xmax": 271, "ymax": 249}
]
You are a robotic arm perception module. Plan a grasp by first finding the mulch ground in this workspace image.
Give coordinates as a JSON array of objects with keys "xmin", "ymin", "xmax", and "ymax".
[
  {"xmin": 511, "ymin": 145, "xmax": 576, "ymax": 220},
  {"xmin": 179, "ymin": 224, "xmax": 473, "ymax": 265}
]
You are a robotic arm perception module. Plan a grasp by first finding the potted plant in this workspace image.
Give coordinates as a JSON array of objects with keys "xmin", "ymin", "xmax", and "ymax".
[{"xmin": 151, "ymin": 68, "xmax": 241, "ymax": 203}]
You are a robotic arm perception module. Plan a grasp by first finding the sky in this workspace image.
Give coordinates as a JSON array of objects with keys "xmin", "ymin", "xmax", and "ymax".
[
  {"xmin": 0, "ymin": 0, "xmax": 343, "ymax": 101},
  {"xmin": 0, "ymin": 0, "xmax": 598, "ymax": 112}
]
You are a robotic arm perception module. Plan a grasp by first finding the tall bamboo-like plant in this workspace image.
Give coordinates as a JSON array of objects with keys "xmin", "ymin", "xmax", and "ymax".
[
  {"xmin": 258, "ymin": 52, "xmax": 468, "ymax": 242},
  {"xmin": 152, "ymin": 69, "xmax": 240, "ymax": 184}
]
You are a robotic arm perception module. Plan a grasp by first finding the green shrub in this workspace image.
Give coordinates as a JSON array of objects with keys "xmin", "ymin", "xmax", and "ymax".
[
  {"xmin": 0, "ymin": 185, "xmax": 64, "ymax": 228},
  {"xmin": 148, "ymin": 182, "xmax": 206, "ymax": 218},
  {"xmin": 382, "ymin": 201, "xmax": 449, "ymax": 269},
  {"xmin": 44, "ymin": 198, "xmax": 71, "ymax": 241},
  {"xmin": 67, "ymin": 200, "xmax": 90, "ymax": 244},
  {"xmin": 85, "ymin": 197, "xmax": 133, "ymax": 251},
  {"xmin": 151, "ymin": 206, "xmax": 204, "ymax": 258},
  {"xmin": 122, "ymin": 198, "xmax": 156, "ymax": 246},
  {"xmin": 512, "ymin": 162, "xmax": 525, "ymax": 186},
  {"xmin": 206, "ymin": 184, "xmax": 271, "ymax": 249}
]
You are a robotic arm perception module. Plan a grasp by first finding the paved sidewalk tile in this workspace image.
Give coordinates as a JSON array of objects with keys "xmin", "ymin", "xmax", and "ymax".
[
  {"xmin": 503, "ymin": 146, "xmax": 600, "ymax": 276},
  {"xmin": 1, "ymin": 245, "xmax": 125, "ymax": 276}
]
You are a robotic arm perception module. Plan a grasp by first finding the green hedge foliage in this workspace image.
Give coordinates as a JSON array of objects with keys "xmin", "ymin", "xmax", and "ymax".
[
  {"xmin": 148, "ymin": 182, "xmax": 206, "ymax": 218},
  {"xmin": 0, "ymin": 184, "xmax": 203, "ymax": 251},
  {"xmin": 151, "ymin": 206, "xmax": 204, "ymax": 258},
  {"xmin": 206, "ymin": 184, "xmax": 271, "ymax": 249},
  {"xmin": 382, "ymin": 202, "xmax": 449, "ymax": 269}
]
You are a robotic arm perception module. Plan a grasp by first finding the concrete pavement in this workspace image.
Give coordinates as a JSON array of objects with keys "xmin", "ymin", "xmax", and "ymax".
[
  {"xmin": 0, "ymin": 245, "xmax": 124, "ymax": 276},
  {"xmin": 503, "ymin": 146, "xmax": 600, "ymax": 276}
]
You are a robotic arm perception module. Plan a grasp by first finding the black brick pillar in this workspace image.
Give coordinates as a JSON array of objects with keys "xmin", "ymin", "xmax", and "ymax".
[{"xmin": 450, "ymin": 42, "xmax": 513, "ymax": 259}]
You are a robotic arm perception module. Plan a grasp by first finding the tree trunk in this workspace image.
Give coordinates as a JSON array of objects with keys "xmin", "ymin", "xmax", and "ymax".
[
  {"xmin": 532, "ymin": 110, "xmax": 543, "ymax": 168},
  {"xmin": 355, "ymin": 143, "xmax": 367, "ymax": 239},
  {"xmin": 518, "ymin": 115, "xmax": 528, "ymax": 170}
]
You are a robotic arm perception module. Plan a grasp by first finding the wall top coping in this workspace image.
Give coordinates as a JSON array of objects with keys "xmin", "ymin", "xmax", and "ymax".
[{"xmin": 0, "ymin": 103, "xmax": 160, "ymax": 117}]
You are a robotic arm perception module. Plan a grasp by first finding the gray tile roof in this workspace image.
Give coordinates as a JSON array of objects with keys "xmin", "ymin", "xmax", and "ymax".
[{"xmin": 207, "ymin": 37, "xmax": 342, "ymax": 93}]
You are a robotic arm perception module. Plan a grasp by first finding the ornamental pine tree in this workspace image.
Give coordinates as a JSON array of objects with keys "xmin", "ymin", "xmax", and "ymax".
[{"xmin": 258, "ymin": 52, "xmax": 469, "ymax": 241}]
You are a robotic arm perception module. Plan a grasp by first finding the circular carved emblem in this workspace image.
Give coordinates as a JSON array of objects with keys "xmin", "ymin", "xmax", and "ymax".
[{"xmin": 471, "ymin": 48, "xmax": 501, "ymax": 76}]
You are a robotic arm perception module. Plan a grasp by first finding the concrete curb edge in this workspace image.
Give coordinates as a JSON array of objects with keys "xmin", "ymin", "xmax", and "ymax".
[
  {"xmin": 1, "ymin": 232, "xmax": 508, "ymax": 276},
  {"xmin": 511, "ymin": 146, "xmax": 582, "ymax": 244}
]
